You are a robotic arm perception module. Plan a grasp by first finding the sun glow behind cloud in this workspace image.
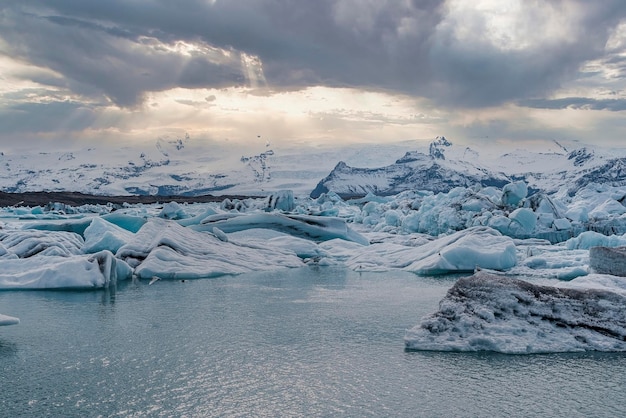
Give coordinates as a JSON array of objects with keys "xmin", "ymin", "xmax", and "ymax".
[
  {"xmin": 136, "ymin": 86, "xmax": 444, "ymax": 146},
  {"xmin": 1, "ymin": 0, "xmax": 626, "ymax": 152},
  {"xmin": 443, "ymin": 0, "xmax": 579, "ymax": 51}
]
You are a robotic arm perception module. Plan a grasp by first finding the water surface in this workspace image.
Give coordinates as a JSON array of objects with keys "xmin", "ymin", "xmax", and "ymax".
[{"xmin": 1, "ymin": 267, "xmax": 625, "ymax": 417}]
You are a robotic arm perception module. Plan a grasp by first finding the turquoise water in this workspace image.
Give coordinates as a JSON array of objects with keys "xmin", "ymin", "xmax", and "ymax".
[{"xmin": 1, "ymin": 267, "xmax": 625, "ymax": 417}]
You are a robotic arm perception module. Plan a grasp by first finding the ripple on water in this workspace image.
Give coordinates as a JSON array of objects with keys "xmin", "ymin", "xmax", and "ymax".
[{"xmin": 1, "ymin": 268, "xmax": 625, "ymax": 417}]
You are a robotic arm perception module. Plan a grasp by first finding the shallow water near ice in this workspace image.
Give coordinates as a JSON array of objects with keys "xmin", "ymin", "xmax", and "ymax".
[{"xmin": 1, "ymin": 267, "xmax": 625, "ymax": 417}]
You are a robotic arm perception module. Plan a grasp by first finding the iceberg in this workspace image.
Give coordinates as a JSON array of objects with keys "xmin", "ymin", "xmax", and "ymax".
[
  {"xmin": 589, "ymin": 246, "xmax": 626, "ymax": 276},
  {"xmin": 158, "ymin": 201, "xmax": 189, "ymax": 220},
  {"xmin": 0, "ymin": 250, "xmax": 132, "ymax": 290},
  {"xmin": 501, "ymin": 181, "xmax": 528, "ymax": 207},
  {"xmin": 116, "ymin": 218, "xmax": 304, "ymax": 280},
  {"xmin": 0, "ymin": 229, "xmax": 84, "ymax": 258},
  {"xmin": 102, "ymin": 212, "xmax": 147, "ymax": 233},
  {"xmin": 82, "ymin": 217, "xmax": 135, "ymax": 254},
  {"xmin": 0, "ymin": 313, "xmax": 19, "ymax": 326},
  {"xmin": 192, "ymin": 212, "xmax": 369, "ymax": 245},
  {"xmin": 347, "ymin": 227, "xmax": 516, "ymax": 274},
  {"xmin": 228, "ymin": 229, "xmax": 327, "ymax": 260},
  {"xmin": 565, "ymin": 231, "xmax": 626, "ymax": 250},
  {"xmin": 22, "ymin": 218, "xmax": 94, "ymax": 236},
  {"xmin": 404, "ymin": 271, "xmax": 626, "ymax": 353}
]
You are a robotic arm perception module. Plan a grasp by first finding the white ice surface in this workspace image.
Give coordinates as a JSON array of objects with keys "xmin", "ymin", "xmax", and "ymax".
[
  {"xmin": 0, "ymin": 178, "xmax": 625, "ymax": 317},
  {"xmin": 0, "ymin": 313, "xmax": 19, "ymax": 326},
  {"xmin": 116, "ymin": 218, "xmax": 304, "ymax": 280},
  {"xmin": 0, "ymin": 250, "xmax": 132, "ymax": 289},
  {"xmin": 347, "ymin": 226, "xmax": 516, "ymax": 274},
  {"xmin": 0, "ymin": 229, "xmax": 84, "ymax": 258},
  {"xmin": 83, "ymin": 217, "xmax": 135, "ymax": 254},
  {"xmin": 192, "ymin": 212, "xmax": 370, "ymax": 245}
]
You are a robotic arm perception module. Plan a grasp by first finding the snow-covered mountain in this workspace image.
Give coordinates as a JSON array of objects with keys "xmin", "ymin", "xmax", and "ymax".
[
  {"xmin": 311, "ymin": 137, "xmax": 626, "ymax": 198},
  {"xmin": 0, "ymin": 135, "xmax": 328, "ymax": 197},
  {"xmin": 0, "ymin": 135, "xmax": 624, "ymax": 198},
  {"xmin": 311, "ymin": 137, "xmax": 511, "ymax": 198},
  {"xmin": 0, "ymin": 132, "xmax": 419, "ymax": 197}
]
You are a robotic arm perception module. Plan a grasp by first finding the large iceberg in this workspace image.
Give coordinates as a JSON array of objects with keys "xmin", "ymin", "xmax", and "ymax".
[
  {"xmin": 116, "ymin": 218, "xmax": 304, "ymax": 280},
  {"xmin": 0, "ymin": 229, "xmax": 84, "ymax": 258},
  {"xmin": 404, "ymin": 271, "xmax": 626, "ymax": 353},
  {"xmin": 83, "ymin": 217, "xmax": 135, "ymax": 254},
  {"xmin": 192, "ymin": 212, "xmax": 369, "ymax": 245},
  {"xmin": 346, "ymin": 227, "xmax": 516, "ymax": 274}
]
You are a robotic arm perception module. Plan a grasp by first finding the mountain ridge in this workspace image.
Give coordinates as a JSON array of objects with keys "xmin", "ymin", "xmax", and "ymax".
[
  {"xmin": 1, "ymin": 136, "xmax": 625, "ymax": 199},
  {"xmin": 311, "ymin": 137, "xmax": 626, "ymax": 198}
]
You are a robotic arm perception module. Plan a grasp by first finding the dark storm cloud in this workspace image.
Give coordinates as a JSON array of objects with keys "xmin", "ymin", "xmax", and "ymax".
[
  {"xmin": 427, "ymin": 1, "xmax": 626, "ymax": 107},
  {"xmin": 2, "ymin": 0, "xmax": 626, "ymax": 108},
  {"xmin": 0, "ymin": 1, "xmax": 247, "ymax": 106}
]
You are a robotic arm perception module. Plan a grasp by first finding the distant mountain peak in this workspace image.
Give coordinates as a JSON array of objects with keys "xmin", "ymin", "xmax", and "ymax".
[
  {"xmin": 429, "ymin": 136, "xmax": 452, "ymax": 160},
  {"xmin": 567, "ymin": 147, "xmax": 594, "ymax": 167},
  {"xmin": 552, "ymin": 139, "xmax": 568, "ymax": 153}
]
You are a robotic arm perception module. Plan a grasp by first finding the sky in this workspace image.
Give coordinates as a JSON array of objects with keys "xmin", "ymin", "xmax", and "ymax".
[{"xmin": 1, "ymin": 0, "xmax": 626, "ymax": 154}]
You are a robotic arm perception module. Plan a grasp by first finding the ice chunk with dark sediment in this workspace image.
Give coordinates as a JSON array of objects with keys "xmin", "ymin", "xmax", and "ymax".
[
  {"xmin": 404, "ymin": 271, "xmax": 626, "ymax": 353},
  {"xmin": 589, "ymin": 246, "xmax": 626, "ymax": 276}
]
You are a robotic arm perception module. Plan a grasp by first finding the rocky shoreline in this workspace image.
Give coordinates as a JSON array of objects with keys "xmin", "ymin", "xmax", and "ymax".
[{"xmin": 0, "ymin": 191, "xmax": 259, "ymax": 208}]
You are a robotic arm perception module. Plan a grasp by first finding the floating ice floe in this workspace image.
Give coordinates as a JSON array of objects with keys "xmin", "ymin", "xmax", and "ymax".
[
  {"xmin": 404, "ymin": 271, "xmax": 626, "ymax": 353},
  {"xmin": 0, "ymin": 313, "xmax": 19, "ymax": 326},
  {"xmin": 83, "ymin": 217, "xmax": 135, "ymax": 254},
  {"xmin": 192, "ymin": 212, "xmax": 369, "ymax": 245},
  {"xmin": 116, "ymin": 218, "xmax": 304, "ymax": 280},
  {"xmin": 0, "ymin": 179, "xmax": 625, "ymax": 291},
  {"xmin": 0, "ymin": 229, "xmax": 84, "ymax": 258},
  {"xmin": 0, "ymin": 250, "xmax": 132, "ymax": 289},
  {"xmin": 519, "ymin": 244, "xmax": 589, "ymax": 280},
  {"xmin": 347, "ymin": 226, "xmax": 516, "ymax": 274}
]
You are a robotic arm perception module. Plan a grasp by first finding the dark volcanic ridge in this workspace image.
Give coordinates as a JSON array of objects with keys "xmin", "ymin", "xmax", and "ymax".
[{"xmin": 0, "ymin": 191, "xmax": 258, "ymax": 208}]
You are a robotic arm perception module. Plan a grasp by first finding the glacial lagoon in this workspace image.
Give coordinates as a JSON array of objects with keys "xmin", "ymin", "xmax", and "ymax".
[{"xmin": 2, "ymin": 267, "xmax": 625, "ymax": 417}]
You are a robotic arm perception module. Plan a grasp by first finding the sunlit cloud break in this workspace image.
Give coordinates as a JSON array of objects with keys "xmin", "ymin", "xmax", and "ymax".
[{"xmin": 1, "ymin": 0, "xmax": 626, "ymax": 149}]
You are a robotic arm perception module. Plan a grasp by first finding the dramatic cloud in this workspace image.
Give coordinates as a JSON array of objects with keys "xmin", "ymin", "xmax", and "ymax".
[
  {"xmin": 5, "ymin": 0, "xmax": 625, "ymax": 107},
  {"xmin": 520, "ymin": 97, "xmax": 626, "ymax": 112},
  {"xmin": 2, "ymin": 0, "xmax": 626, "ymax": 147}
]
